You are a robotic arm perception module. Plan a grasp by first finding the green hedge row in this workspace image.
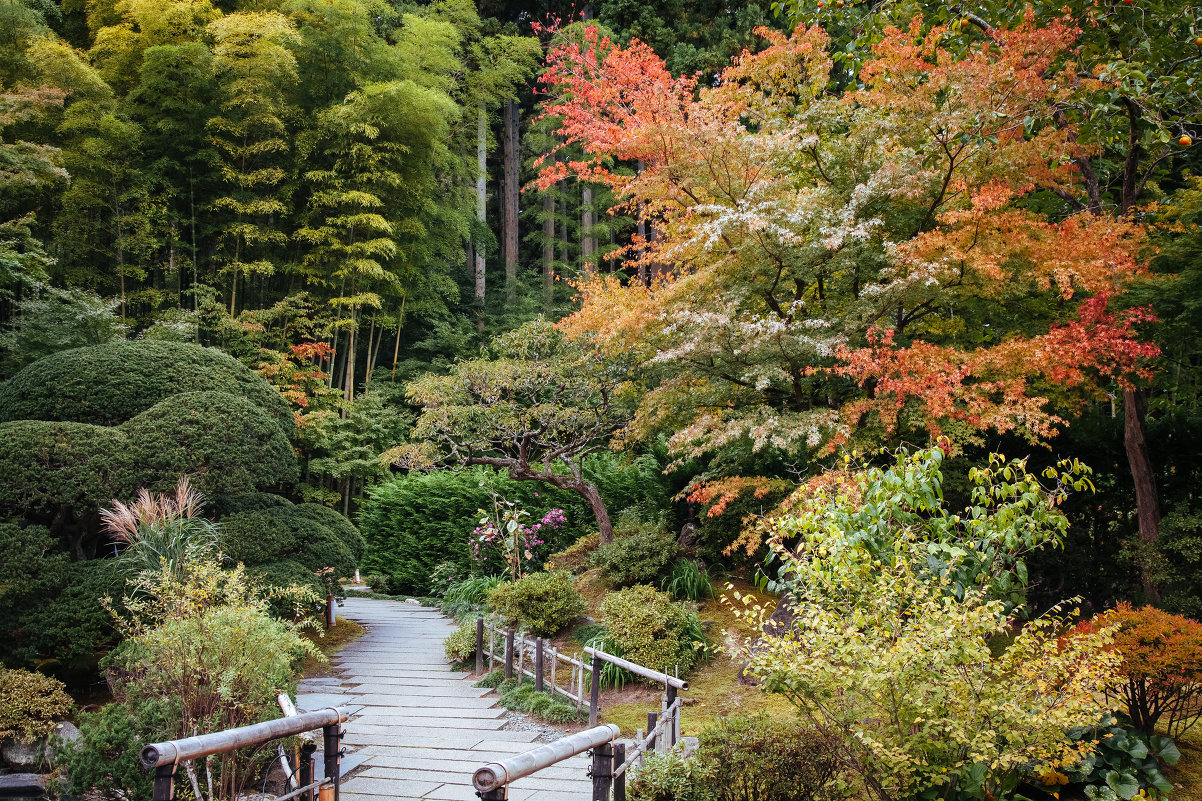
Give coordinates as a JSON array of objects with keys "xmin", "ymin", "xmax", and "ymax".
[{"xmin": 358, "ymin": 453, "xmax": 671, "ymax": 595}]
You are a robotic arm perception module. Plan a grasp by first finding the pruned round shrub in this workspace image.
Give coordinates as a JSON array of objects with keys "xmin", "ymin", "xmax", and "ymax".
[
  {"xmin": 695, "ymin": 714, "xmax": 843, "ymax": 801},
  {"xmin": 207, "ymin": 492, "xmax": 293, "ymax": 518},
  {"xmin": 487, "ymin": 571, "xmax": 585, "ymax": 637},
  {"xmin": 628, "ymin": 751, "xmax": 716, "ymax": 801},
  {"xmin": 17, "ymin": 559, "xmax": 124, "ymax": 671},
  {"xmin": 219, "ymin": 504, "xmax": 363, "ymax": 582},
  {"xmin": 599, "ymin": 585, "xmax": 700, "ymax": 676},
  {"xmin": 444, "ymin": 620, "xmax": 476, "ymax": 662},
  {"xmin": 122, "ymin": 392, "xmax": 299, "ymax": 496},
  {"xmin": 0, "ymin": 668, "xmax": 73, "ymax": 742},
  {"xmin": 0, "ymin": 420, "xmax": 137, "ymax": 526},
  {"xmin": 588, "ymin": 514, "xmax": 678, "ymax": 587},
  {"xmin": 0, "ymin": 340, "xmax": 292, "ymax": 428}
]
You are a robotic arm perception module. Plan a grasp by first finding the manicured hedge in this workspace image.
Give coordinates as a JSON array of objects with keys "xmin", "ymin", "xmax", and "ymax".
[
  {"xmin": 358, "ymin": 455, "xmax": 672, "ymax": 596},
  {"xmin": 122, "ymin": 391, "xmax": 299, "ymax": 496},
  {"xmin": 0, "ymin": 420, "xmax": 137, "ymax": 524},
  {"xmin": 0, "ymin": 340, "xmax": 292, "ymax": 429},
  {"xmin": 219, "ymin": 503, "xmax": 365, "ymax": 583}
]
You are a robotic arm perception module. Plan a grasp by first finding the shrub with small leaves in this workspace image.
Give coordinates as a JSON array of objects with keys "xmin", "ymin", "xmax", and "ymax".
[
  {"xmin": 695, "ymin": 714, "xmax": 843, "ymax": 801},
  {"xmin": 0, "ymin": 667, "xmax": 73, "ymax": 742},
  {"xmin": 475, "ymin": 669, "xmax": 505, "ymax": 689},
  {"xmin": 588, "ymin": 514, "xmax": 677, "ymax": 587},
  {"xmin": 628, "ymin": 751, "xmax": 716, "ymax": 801},
  {"xmin": 488, "ymin": 571, "xmax": 585, "ymax": 637},
  {"xmin": 1074, "ymin": 603, "xmax": 1202, "ymax": 737},
  {"xmin": 545, "ymin": 532, "xmax": 600, "ymax": 574},
  {"xmin": 444, "ymin": 620, "xmax": 477, "ymax": 662},
  {"xmin": 600, "ymin": 585, "xmax": 701, "ymax": 676}
]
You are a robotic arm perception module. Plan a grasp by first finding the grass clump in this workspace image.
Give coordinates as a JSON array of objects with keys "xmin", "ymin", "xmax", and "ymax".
[
  {"xmin": 662, "ymin": 559, "xmax": 715, "ymax": 602},
  {"xmin": 475, "ymin": 669, "xmax": 506, "ymax": 688},
  {"xmin": 497, "ymin": 680, "xmax": 584, "ymax": 724}
]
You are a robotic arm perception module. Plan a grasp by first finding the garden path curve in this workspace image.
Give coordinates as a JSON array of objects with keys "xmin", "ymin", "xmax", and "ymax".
[{"xmin": 296, "ymin": 596, "xmax": 592, "ymax": 801}]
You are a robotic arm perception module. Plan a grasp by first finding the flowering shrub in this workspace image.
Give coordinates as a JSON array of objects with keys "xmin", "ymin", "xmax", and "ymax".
[{"xmin": 470, "ymin": 494, "xmax": 566, "ymax": 580}]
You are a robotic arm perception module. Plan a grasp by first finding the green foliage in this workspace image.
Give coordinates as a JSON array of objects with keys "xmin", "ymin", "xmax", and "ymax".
[
  {"xmin": 487, "ymin": 571, "xmax": 585, "ymax": 637},
  {"xmin": 18, "ymin": 560, "xmax": 124, "ymax": 672},
  {"xmin": 0, "ymin": 286, "xmax": 125, "ymax": 378},
  {"xmin": 122, "ymin": 391, "xmax": 299, "ymax": 497},
  {"xmin": 495, "ymin": 680, "xmax": 583, "ymax": 724},
  {"xmin": 219, "ymin": 503, "xmax": 364, "ymax": 588},
  {"xmin": 0, "ymin": 420, "xmax": 136, "ymax": 532},
  {"xmin": 207, "ymin": 492, "xmax": 293, "ymax": 518},
  {"xmin": 440, "ymin": 575, "xmax": 504, "ymax": 619},
  {"xmin": 474, "ymin": 669, "xmax": 505, "ymax": 689},
  {"xmin": 1057, "ymin": 722, "xmax": 1180, "ymax": 801},
  {"xmin": 588, "ymin": 512, "xmax": 678, "ymax": 587},
  {"xmin": 0, "ymin": 667, "xmax": 73, "ymax": 742},
  {"xmin": 443, "ymin": 619, "xmax": 476, "ymax": 662},
  {"xmin": 737, "ymin": 449, "xmax": 1120, "ymax": 801},
  {"xmin": 0, "ymin": 341, "xmax": 292, "ymax": 428},
  {"xmin": 427, "ymin": 561, "xmax": 465, "ymax": 599},
  {"xmin": 661, "ymin": 559, "xmax": 715, "ymax": 602},
  {"xmin": 579, "ymin": 627, "xmax": 635, "ymax": 690},
  {"xmin": 695, "ymin": 714, "xmax": 842, "ymax": 801},
  {"xmin": 599, "ymin": 585, "xmax": 701, "ymax": 677},
  {"xmin": 628, "ymin": 751, "xmax": 716, "ymax": 801},
  {"xmin": 54, "ymin": 699, "xmax": 173, "ymax": 801},
  {"xmin": 545, "ymin": 531, "xmax": 600, "ymax": 574},
  {"xmin": 358, "ymin": 463, "xmax": 639, "ymax": 595}
]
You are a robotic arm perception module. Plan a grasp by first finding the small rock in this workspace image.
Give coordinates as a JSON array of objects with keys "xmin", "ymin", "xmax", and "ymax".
[
  {"xmin": 0, "ymin": 772, "xmax": 45, "ymax": 798},
  {"xmin": 54, "ymin": 722, "xmax": 81, "ymax": 748},
  {"xmin": 404, "ymin": 598, "xmax": 420, "ymax": 606},
  {"xmin": 1, "ymin": 737, "xmax": 46, "ymax": 771}
]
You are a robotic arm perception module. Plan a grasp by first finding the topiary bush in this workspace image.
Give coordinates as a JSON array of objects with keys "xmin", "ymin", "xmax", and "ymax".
[
  {"xmin": 122, "ymin": 392, "xmax": 298, "ymax": 497},
  {"xmin": 0, "ymin": 667, "xmax": 73, "ymax": 742},
  {"xmin": 487, "ymin": 571, "xmax": 586, "ymax": 637},
  {"xmin": 444, "ymin": 620, "xmax": 476, "ymax": 662},
  {"xmin": 0, "ymin": 421, "xmax": 137, "ymax": 535},
  {"xmin": 694, "ymin": 714, "xmax": 843, "ymax": 801},
  {"xmin": 628, "ymin": 751, "xmax": 716, "ymax": 801},
  {"xmin": 16, "ymin": 559, "xmax": 124, "ymax": 672},
  {"xmin": 54, "ymin": 700, "xmax": 169, "ymax": 801},
  {"xmin": 599, "ymin": 585, "xmax": 701, "ymax": 676},
  {"xmin": 588, "ymin": 512, "xmax": 678, "ymax": 587},
  {"xmin": 0, "ymin": 340, "xmax": 293, "ymax": 429},
  {"xmin": 219, "ymin": 504, "xmax": 364, "ymax": 585},
  {"xmin": 206, "ymin": 492, "xmax": 293, "ymax": 518}
]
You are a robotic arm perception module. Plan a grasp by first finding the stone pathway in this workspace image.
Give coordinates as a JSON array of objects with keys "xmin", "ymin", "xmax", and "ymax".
[{"xmin": 295, "ymin": 597, "xmax": 592, "ymax": 801}]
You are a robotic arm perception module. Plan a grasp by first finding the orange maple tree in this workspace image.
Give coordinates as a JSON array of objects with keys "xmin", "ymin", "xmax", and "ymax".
[{"xmin": 536, "ymin": 17, "xmax": 1159, "ymax": 507}]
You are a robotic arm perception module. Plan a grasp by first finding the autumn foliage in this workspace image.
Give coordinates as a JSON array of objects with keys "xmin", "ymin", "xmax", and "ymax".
[
  {"xmin": 537, "ymin": 17, "xmax": 1159, "ymax": 506},
  {"xmin": 1075, "ymin": 603, "xmax": 1202, "ymax": 738}
]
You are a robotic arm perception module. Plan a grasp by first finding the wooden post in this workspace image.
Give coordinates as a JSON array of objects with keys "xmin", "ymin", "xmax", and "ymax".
[
  {"xmin": 504, "ymin": 629, "xmax": 515, "ymax": 679},
  {"xmin": 589, "ymin": 652, "xmax": 601, "ymax": 726},
  {"xmin": 517, "ymin": 636, "xmax": 525, "ymax": 679},
  {"xmin": 666, "ymin": 685, "xmax": 678, "ymax": 749},
  {"xmin": 151, "ymin": 763, "xmax": 178, "ymax": 801},
  {"xmin": 590, "ymin": 743, "xmax": 613, "ymax": 801},
  {"xmin": 476, "ymin": 618, "xmax": 485, "ymax": 675},
  {"xmin": 535, "ymin": 638, "xmax": 545, "ymax": 691},
  {"xmin": 488, "ymin": 628, "xmax": 495, "ymax": 672},
  {"xmin": 577, "ymin": 653, "xmax": 584, "ymax": 712},
  {"xmin": 613, "ymin": 743, "xmax": 626, "ymax": 801},
  {"xmin": 549, "ymin": 647, "xmax": 557, "ymax": 699},
  {"xmin": 647, "ymin": 711, "xmax": 658, "ymax": 753},
  {"xmin": 299, "ymin": 742, "xmax": 317, "ymax": 801}
]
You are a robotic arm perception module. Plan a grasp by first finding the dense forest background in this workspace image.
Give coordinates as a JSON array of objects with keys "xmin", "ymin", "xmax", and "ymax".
[{"xmin": 3, "ymin": 0, "xmax": 1202, "ymax": 635}]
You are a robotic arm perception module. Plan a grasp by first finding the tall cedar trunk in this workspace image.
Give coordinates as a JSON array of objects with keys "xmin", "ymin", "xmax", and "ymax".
[
  {"xmin": 581, "ymin": 184, "xmax": 595, "ymax": 274},
  {"xmin": 503, "ymin": 99, "xmax": 520, "ymax": 304},
  {"xmin": 542, "ymin": 191, "xmax": 555, "ymax": 313},
  {"xmin": 475, "ymin": 106, "xmax": 487, "ymax": 330},
  {"xmin": 1124, "ymin": 388, "xmax": 1162, "ymax": 602}
]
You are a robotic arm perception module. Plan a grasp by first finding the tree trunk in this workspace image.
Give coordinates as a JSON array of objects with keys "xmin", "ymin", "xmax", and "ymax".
[
  {"xmin": 1123, "ymin": 388, "xmax": 1162, "ymax": 603},
  {"xmin": 475, "ymin": 106, "xmax": 488, "ymax": 331},
  {"xmin": 543, "ymin": 191, "xmax": 555, "ymax": 314},
  {"xmin": 581, "ymin": 184, "xmax": 595, "ymax": 275},
  {"xmin": 579, "ymin": 480, "xmax": 614, "ymax": 543},
  {"xmin": 503, "ymin": 99, "xmax": 520, "ymax": 305}
]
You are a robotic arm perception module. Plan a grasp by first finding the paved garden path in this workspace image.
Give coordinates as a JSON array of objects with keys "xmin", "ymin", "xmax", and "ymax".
[{"xmin": 295, "ymin": 596, "xmax": 592, "ymax": 801}]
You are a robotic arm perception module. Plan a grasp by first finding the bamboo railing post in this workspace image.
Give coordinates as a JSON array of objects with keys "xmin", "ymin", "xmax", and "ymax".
[
  {"xmin": 575, "ymin": 653, "xmax": 584, "ymax": 712},
  {"xmin": 549, "ymin": 647, "xmax": 557, "ymax": 699},
  {"xmin": 666, "ymin": 683, "xmax": 678, "ymax": 749},
  {"xmin": 647, "ymin": 711, "xmax": 657, "ymax": 754},
  {"xmin": 517, "ymin": 636, "xmax": 525, "ymax": 680},
  {"xmin": 504, "ymin": 629, "xmax": 515, "ymax": 679},
  {"xmin": 489, "ymin": 628, "xmax": 495, "ymax": 672}
]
